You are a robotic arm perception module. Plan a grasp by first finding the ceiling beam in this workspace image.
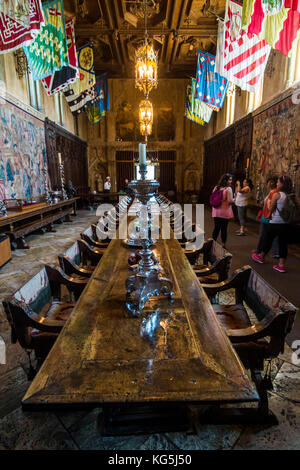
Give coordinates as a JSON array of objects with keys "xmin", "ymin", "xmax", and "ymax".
[
  {"xmin": 75, "ymin": 26, "xmax": 218, "ymax": 36},
  {"xmin": 101, "ymin": 0, "xmax": 124, "ymax": 66}
]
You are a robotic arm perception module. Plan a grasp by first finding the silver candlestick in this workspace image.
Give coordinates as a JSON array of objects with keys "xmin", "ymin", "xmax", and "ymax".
[
  {"xmin": 59, "ymin": 163, "xmax": 68, "ymax": 200},
  {"xmin": 42, "ymin": 167, "xmax": 52, "ymax": 205},
  {"xmin": 125, "ymin": 163, "xmax": 174, "ymax": 317}
]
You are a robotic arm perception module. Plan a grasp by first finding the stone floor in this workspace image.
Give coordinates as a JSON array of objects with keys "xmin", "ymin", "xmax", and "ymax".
[{"xmin": 0, "ymin": 209, "xmax": 300, "ymax": 450}]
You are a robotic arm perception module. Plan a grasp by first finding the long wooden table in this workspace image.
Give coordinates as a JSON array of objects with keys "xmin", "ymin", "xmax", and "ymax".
[
  {"xmin": 0, "ymin": 198, "xmax": 78, "ymax": 249},
  {"xmin": 22, "ymin": 235, "xmax": 258, "ymax": 432}
]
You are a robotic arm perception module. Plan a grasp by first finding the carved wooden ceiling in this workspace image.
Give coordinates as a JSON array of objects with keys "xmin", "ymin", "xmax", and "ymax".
[{"xmin": 64, "ymin": 0, "xmax": 226, "ymax": 78}]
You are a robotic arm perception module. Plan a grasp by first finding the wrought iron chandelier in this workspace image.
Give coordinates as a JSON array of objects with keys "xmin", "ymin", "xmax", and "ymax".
[
  {"xmin": 135, "ymin": 0, "xmax": 158, "ymax": 95},
  {"xmin": 135, "ymin": 43, "xmax": 158, "ymax": 96},
  {"xmin": 139, "ymin": 99, "xmax": 153, "ymax": 136},
  {"xmin": 135, "ymin": 0, "xmax": 158, "ymax": 140}
]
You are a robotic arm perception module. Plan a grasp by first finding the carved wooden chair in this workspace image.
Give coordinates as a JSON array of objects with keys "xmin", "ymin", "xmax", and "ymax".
[
  {"xmin": 191, "ymin": 239, "xmax": 232, "ymax": 283},
  {"xmin": 81, "ymin": 225, "xmax": 110, "ymax": 249},
  {"xmin": 2, "ymin": 264, "xmax": 83, "ymax": 378},
  {"xmin": 58, "ymin": 239, "xmax": 104, "ymax": 279},
  {"xmin": 202, "ymin": 265, "xmax": 298, "ymax": 422}
]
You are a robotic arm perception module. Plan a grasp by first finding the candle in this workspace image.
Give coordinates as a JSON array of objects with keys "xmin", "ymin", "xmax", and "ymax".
[
  {"xmin": 246, "ymin": 158, "xmax": 249, "ymax": 169},
  {"xmin": 58, "ymin": 153, "xmax": 62, "ymax": 165},
  {"xmin": 139, "ymin": 143, "xmax": 146, "ymax": 166}
]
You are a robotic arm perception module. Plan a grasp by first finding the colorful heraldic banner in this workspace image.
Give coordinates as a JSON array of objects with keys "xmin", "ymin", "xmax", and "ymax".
[
  {"xmin": 191, "ymin": 79, "xmax": 213, "ymax": 123},
  {"xmin": 195, "ymin": 50, "xmax": 229, "ymax": 111},
  {"xmin": 242, "ymin": 0, "xmax": 300, "ymax": 56},
  {"xmin": 64, "ymin": 86, "xmax": 94, "ymax": 115},
  {"xmin": 71, "ymin": 43, "xmax": 95, "ymax": 95},
  {"xmin": 216, "ymin": 0, "xmax": 271, "ymax": 92},
  {"xmin": 185, "ymin": 81, "xmax": 206, "ymax": 126},
  {"xmin": 42, "ymin": 17, "xmax": 78, "ymax": 95},
  {"xmin": 0, "ymin": 0, "xmax": 44, "ymax": 53},
  {"xmin": 0, "ymin": 0, "xmax": 31, "ymax": 26},
  {"xmin": 23, "ymin": 0, "xmax": 69, "ymax": 80},
  {"xmin": 87, "ymin": 73, "xmax": 110, "ymax": 124}
]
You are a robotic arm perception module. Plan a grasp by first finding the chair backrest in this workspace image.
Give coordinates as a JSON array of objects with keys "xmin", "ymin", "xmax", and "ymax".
[
  {"xmin": 206, "ymin": 240, "xmax": 232, "ymax": 282},
  {"xmin": 64, "ymin": 241, "xmax": 81, "ymax": 266},
  {"xmin": 242, "ymin": 268, "xmax": 297, "ymax": 356},
  {"xmin": 81, "ymin": 226, "xmax": 94, "ymax": 245},
  {"xmin": 14, "ymin": 267, "xmax": 52, "ymax": 315},
  {"xmin": 3, "ymin": 267, "xmax": 52, "ymax": 349},
  {"xmin": 245, "ymin": 269, "xmax": 297, "ymax": 325}
]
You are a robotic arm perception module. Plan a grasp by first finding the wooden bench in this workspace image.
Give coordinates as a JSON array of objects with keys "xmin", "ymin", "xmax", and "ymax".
[
  {"xmin": 201, "ymin": 265, "xmax": 298, "ymax": 423},
  {"xmin": 0, "ymin": 198, "xmax": 78, "ymax": 249},
  {"xmin": 2, "ymin": 264, "xmax": 85, "ymax": 378},
  {"xmin": 192, "ymin": 239, "xmax": 232, "ymax": 283},
  {"xmin": 58, "ymin": 239, "xmax": 104, "ymax": 278}
]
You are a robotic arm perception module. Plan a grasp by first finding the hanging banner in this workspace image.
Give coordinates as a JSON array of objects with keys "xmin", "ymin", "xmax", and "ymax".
[
  {"xmin": 87, "ymin": 73, "xmax": 110, "ymax": 124},
  {"xmin": 284, "ymin": 0, "xmax": 300, "ymax": 11},
  {"xmin": 41, "ymin": 17, "xmax": 78, "ymax": 95},
  {"xmin": 23, "ymin": 0, "xmax": 69, "ymax": 80},
  {"xmin": 0, "ymin": 0, "xmax": 44, "ymax": 53},
  {"xmin": 64, "ymin": 86, "xmax": 95, "ymax": 115},
  {"xmin": 71, "ymin": 43, "xmax": 95, "ymax": 95},
  {"xmin": 185, "ymin": 80, "xmax": 213, "ymax": 125},
  {"xmin": 195, "ymin": 50, "xmax": 229, "ymax": 111},
  {"xmin": 0, "ymin": 0, "xmax": 31, "ymax": 26},
  {"xmin": 242, "ymin": 0, "xmax": 300, "ymax": 55},
  {"xmin": 216, "ymin": 0, "xmax": 271, "ymax": 92}
]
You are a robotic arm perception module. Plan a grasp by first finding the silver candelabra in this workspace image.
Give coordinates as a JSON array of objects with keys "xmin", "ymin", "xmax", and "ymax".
[
  {"xmin": 42, "ymin": 166, "xmax": 53, "ymax": 205},
  {"xmin": 125, "ymin": 163, "xmax": 174, "ymax": 317},
  {"xmin": 59, "ymin": 163, "xmax": 68, "ymax": 200}
]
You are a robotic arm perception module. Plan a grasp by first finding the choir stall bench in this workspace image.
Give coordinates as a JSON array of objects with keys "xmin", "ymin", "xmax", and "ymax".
[{"xmin": 202, "ymin": 265, "xmax": 298, "ymax": 423}]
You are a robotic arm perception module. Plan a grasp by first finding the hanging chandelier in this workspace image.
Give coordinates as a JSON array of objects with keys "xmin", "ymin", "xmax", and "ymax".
[
  {"xmin": 139, "ymin": 98, "xmax": 153, "ymax": 136},
  {"xmin": 135, "ymin": 0, "xmax": 158, "ymax": 96},
  {"xmin": 135, "ymin": 43, "xmax": 158, "ymax": 95}
]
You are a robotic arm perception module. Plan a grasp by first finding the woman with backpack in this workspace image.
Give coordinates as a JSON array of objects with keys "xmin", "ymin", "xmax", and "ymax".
[
  {"xmin": 235, "ymin": 178, "xmax": 254, "ymax": 235},
  {"xmin": 255, "ymin": 176, "xmax": 279, "ymax": 257},
  {"xmin": 251, "ymin": 175, "xmax": 293, "ymax": 273},
  {"xmin": 211, "ymin": 173, "xmax": 234, "ymax": 248}
]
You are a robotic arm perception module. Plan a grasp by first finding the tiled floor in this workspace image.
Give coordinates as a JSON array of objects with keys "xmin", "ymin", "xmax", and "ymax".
[{"xmin": 0, "ymin": 209, "xmax": 300, "ymax": 450}]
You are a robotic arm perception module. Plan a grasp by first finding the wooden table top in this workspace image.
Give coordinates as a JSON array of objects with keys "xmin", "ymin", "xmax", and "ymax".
[
  {"xmin": 0, "ymin": 198, "xmax": 79, "ymax": 227},
  {"xmin": 22, "ymin": 235, "xmax": 258, "ymax": 408}
]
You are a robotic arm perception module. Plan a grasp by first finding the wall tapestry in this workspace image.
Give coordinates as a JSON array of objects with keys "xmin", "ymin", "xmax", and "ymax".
[
  {"xmin": 0, "ymin": 97, "xmax": 46, "ymax": 199},
  {"xmin": 250, "ymin": 94, "xmax": 300, "ymax": 202}
]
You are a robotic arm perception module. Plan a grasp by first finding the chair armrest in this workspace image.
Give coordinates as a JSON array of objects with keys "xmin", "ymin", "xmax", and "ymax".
[
  {"xmin": 226, "ymin": 310, "xmax": 278, "ymax": 343},
  {"xmin": 5, "ymin": 298, "xmax": 65, "ymax": 334},
  {"xmin": 194, "ymin": 265, "xmax": 219, "ymax": 277},
  {"xmin": 58, "ymin": 255, "xmax": 92, "ymax": 278},
  {"xmin": 201, "ymin": 265, "xmax": 252, "ymax": 296},
  {"xmin": 45, "ymin": 264, "xmax": 88, "ymax": 288}
]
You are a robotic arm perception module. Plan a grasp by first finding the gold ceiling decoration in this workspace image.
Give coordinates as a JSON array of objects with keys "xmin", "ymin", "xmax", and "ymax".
[{"xmin": 129, "ymin": 0, "xmax": 160, "ymax": 19}]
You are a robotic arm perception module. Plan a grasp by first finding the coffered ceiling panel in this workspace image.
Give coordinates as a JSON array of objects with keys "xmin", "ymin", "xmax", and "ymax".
[{"xmin": 64, "ymin": 0, "xmax": 226, "ymax": 78}]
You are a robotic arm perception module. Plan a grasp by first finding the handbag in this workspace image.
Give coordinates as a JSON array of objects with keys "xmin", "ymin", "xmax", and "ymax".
[{"xmin": 256, "ymin": 209, "xmax": 263, "ymax": 221}]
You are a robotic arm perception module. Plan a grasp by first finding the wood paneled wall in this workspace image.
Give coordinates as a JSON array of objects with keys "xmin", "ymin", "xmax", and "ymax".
[
  {"xmin": 45, "ymin": 118, "xmax": 88, "ymax": 197},
  {"xmin": 202, "ymin": 115, "xmax": 253, "ymax": 200}
]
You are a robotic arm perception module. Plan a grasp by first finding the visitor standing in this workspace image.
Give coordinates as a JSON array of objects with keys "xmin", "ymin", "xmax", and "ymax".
[
  {"xmin": 251, "ymin": 175, "xmax": 293, "ymax": 273},
  {"xmin": 104, "ymin": 176, "xmax": 111, "ymax": 203},
  {"xmin": 255, "ymin": 176, "xmax": 279, "ymax": 256},
  {"xmin": 211, "ymin": 173, "xmax": 234, "ymax": 249},
  {"xmin": 104, "ymin": 176, "xmax": 111, "ymax": 193},
  {"xmin": 235, "ymin": 178, "xmax": 253, "ymax": 235}
]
